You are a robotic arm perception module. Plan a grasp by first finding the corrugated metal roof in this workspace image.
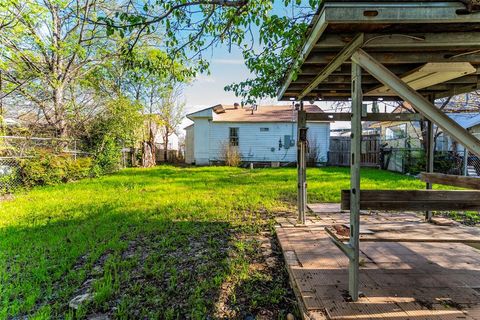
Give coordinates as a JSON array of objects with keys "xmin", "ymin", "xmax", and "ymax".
[{"xmin": 446, "ymin": 112, "xmax": 480, "ymax": 128}]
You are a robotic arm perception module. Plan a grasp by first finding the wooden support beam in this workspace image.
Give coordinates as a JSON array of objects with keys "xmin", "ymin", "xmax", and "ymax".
[
  {"xmin": 351, "ymin": 49, "xmax": 480, "ymax": 157},
  {"xmin": 323, "ymin": 1, "xmax": 480, "ymax": 24},
  {"xmin": 434, "ymin": 81, "xmax": 480, "ymax": 99},
  {"xmin": 365, "ymin": 62, "xmax": 476, "ymax": 96},
  {"xmin": 306, "ymin": 51, "xmax": 480, "ymax": 65},
  {"xmin": 306, "ymin": 112, "xmax": 424, "ymax": 122},
  {"xmin": 298, "ymin": 65, "xmax": 455, "ymax": 76},
  {"xmin": 277, "ymin": 14, "xmax": 328, "ymax": 100},
  {"xmin": 290, "ymin": 83, "xmax": 477, "ymax": 93},
  {"xmin": 348, "ymin": 62, "xmax": 362, "ymax": 302},
  {"xmin": 326, "ymin": 227, "xmax": 354, "ymax": 258},
  {"xmin": 297, "ymin": 107, "xmax": 307, "ymax": 224},
  {"xmin": 314, "ymin": 33, "xmax": 480, "ymax": 51},
  {"xmin": 293, "ymin": 74, "xmax": 479, "ymax": 85},
  {"xmin": 419, "ymin": 172, "xmax": 480, "ymax": 190},
  {"xmin": 341, "ymin": 190, "xmax": 480, "ymax": 211},
  {"xmin": 298, "ymin": 33, "xmax": 364, "ymax": 100}
]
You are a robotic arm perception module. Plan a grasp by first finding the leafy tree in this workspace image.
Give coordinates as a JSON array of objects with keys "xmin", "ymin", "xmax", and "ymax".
[
  {"xmin": 86, "ymin": 96, "xmax": 143, "ymax": 173},
  {"xmin": 88, "ymin": 44, "xmax": 191, "ymax": 167},
  {"xmin": 0, "ymin": 0, "xmax": 135, "ymax": 138},
  {"xmin": 156, "ymin": 86, "xmax": 185, "ymax": 163},
  {"xmin": 96, "ymin": 1, "xmax": 321, "ymax": 102}
]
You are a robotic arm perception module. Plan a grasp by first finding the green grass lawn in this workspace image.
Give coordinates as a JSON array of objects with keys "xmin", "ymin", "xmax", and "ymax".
[{"xmin": 0, "ymin": 166, "xmax": 435, "ymax": 319}]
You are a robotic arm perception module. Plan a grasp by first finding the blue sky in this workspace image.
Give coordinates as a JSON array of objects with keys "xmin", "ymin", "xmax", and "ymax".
[{"xmin": 183, "ymin": 45, "xmax": 252, "ymax": 114}]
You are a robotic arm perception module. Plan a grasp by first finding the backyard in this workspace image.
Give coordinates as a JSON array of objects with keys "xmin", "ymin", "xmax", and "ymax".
[{"xmin": 0, "ymin": 166, "xmax": 448, "ymax": 319}]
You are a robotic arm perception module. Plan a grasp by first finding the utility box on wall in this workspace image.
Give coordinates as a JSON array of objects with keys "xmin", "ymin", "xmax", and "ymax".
[{"xmin": 284, "ymin": 135, "xmax": 292, "ymax": 149}]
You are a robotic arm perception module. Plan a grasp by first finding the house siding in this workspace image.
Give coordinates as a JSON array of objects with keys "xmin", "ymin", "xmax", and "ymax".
[
  {"xmin": 207, "ymin": 122, "xmax": 329, "ymax": 163},
  {"xmin": 193, "ymin": 118, "xmax": 211, "ymax": 165},
  {"xmin": 185, "ymin": 126, "xmax": 194, "ymax": 164}
]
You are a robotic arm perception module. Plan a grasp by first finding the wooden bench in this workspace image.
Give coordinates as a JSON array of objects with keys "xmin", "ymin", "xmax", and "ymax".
[
  {"xmin": 419, "ymin": 172, "xmax": 480, "ymax": 190},
  {"xmin": 341, "ymin": 189, "xmax": 480, "ymax": 211}
]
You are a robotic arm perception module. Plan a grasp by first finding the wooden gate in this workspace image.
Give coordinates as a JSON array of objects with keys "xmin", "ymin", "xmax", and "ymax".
[{"xmin": 328, "ymin": 134, "xmax": 380, "ymax": 167}]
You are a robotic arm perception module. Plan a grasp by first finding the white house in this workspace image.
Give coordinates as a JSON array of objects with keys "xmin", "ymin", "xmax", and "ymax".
[{"xmin": 184, "ymin": 104, "xmax": 330, "ymax": 165}]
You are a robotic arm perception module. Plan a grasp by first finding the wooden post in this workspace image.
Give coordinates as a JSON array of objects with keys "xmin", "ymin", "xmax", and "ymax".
[
  {"xmin": 131, "ymin": 148, "xmax": 136, "ymax": 167},
  {"xmin": 425, "ymin": 96, "xmax": 435, "ymax": 221},
  {"xmin": 463, "ymin": 148, "xmax": 469, "ymax": 176},
  {"xmin": 74, "ymin": 140, "xmax": 77, "ymax": 161},
  {"xmin": 297, "ymin": 102, "xmax": 307, "ymax": 224},
  {"xmin": 349, "ymin": 62, "xmax": 362, "ymax": 301}
]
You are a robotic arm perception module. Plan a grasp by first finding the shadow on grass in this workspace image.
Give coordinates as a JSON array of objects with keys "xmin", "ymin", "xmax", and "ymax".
[{"xmin": 1, "ymin": 201, "xmax": 296, "ymax": 319}]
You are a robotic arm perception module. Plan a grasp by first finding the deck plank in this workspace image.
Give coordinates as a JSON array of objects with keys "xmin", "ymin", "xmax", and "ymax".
[{"xmin": 276, "ymin": 211, "xmax": 480, "ymax": 320}]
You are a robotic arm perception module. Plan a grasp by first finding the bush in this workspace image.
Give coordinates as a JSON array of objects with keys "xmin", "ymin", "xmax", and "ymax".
[
  {"xmin": 84, "ymin": 96, "xmax": 143, "ymax": 174},
  {"xmin": 91, "ymin": 136, "xmax": 122, "ymax": 176},
  {"xmin": 19, "ymin": 151, "xmax": 93, "ymax": 187},
  {"xmin": 221, "ymin": 143, "xmax": 241, "ymax": 167},
  {"xmin": 404, "ymin": 150, "xmax": 461, "ymax": 175},
  {"xmin": 0, "ymin": 166, "xmax": 20, "ymax": 194}
]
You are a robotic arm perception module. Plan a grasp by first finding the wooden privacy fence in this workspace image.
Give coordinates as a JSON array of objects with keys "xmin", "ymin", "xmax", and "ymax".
[{"xmin": 328, "ymin": 134, "xmax": 379, "ymax": 167}]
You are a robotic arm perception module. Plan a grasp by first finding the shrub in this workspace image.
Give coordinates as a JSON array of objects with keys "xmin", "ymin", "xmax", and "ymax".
[
  {"xmin": 84, "ymin": 97, "xmax": 143, "ymax": 174},
  {"xmin": 91, "ymin": 136, "xmax": 122, "ymax": 176},
  {"xmin": 0, "ymin": 166, "xmax": 20, "ymax": 194},
  {"xmin": 404, "ymin": 150, "xmax": 461, "ymax": 175},
  {"xmin": 19, "ymin": 151, "xmax": 93, "ymax": 187},
  {"xmin": 221, "ymin": 142, "xmax": 241, "ymax": 167}
]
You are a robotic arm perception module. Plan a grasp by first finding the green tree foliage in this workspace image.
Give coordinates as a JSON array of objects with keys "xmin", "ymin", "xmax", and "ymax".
[
  {"xmin": 0, "ymin": 0, "xmax": 118, "ymax": 137},
  {"xmin": 0, "ymin": 0, "xmax": 192, "ymax": 140},
  {"xmin": 0, "ymin": 0, "xmax": 193, "ymax": 173},
  {"xmin": 97, "ymin": 0, "xmax": 322, "ymax": 102},
  {"xmin": 86, "ymin": 96, "xmax": 143, "ymax": 174}
]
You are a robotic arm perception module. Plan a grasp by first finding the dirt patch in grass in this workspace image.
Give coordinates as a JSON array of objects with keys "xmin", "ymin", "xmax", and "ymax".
[
  {"xmin": 0, "ymin": 193, "xmax": 14, "ymax": 202},
  {"xmin": 70, "ymin": 218, "xmax": 298, "ymax": 319},
  {"xmin": 214, "ymin": 231, "xmax": 298, "ymax": 319}
]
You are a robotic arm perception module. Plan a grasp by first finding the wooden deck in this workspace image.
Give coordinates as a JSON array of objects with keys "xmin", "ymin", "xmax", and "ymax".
[{"xmin": 276, "ymin": 206, "xmax": 480, "ymax": 320}]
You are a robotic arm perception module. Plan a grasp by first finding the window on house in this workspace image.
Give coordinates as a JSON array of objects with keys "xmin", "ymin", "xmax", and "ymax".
[
  {"xmin": 260, "ymin": 127, "xmax": 269, "ymax": 132},
  {"xmin": 229, "ymin": 127, "xmax": 239, "ymax": 146},
  {"xmin": 436, "ymin": 133, "xmax": 449, "ymax": 151},
  {"xmin": 385, "ymin": 124, "xmax": 407, "ymax": 140}
]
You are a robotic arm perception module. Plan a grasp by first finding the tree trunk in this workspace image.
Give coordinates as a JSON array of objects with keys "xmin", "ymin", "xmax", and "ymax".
[
  {"xmin": 164, "ymin": 130, "xmax": 169, "ymax": 163},
  {"xmin": 142, "ymin": 142, "xmax": 155, "ymax": 167},
  {"xmin": 141, "ymin": 122, "xmax": 157, "ymax": 167}
]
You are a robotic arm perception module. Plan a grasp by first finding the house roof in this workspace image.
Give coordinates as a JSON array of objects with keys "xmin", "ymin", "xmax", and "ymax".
[
  {"xmin": 187, "ymin": 104, "xmax": 327, "ymax": 123},
  {"xmin": 445, "ymin": 113, "xmax": 480, "ymax": 129}
]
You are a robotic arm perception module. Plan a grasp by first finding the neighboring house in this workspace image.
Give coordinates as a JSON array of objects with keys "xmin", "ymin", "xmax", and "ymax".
[
  {"xmin": 373, "ymin": 105, "xmax": 480, "ymax": 152},
  {"xmin": 371, "ymin": 103, "xmax": 480, "ymax": 173},
  {"xmin": 143, "ymin": 118, "xmax": 181, "ymax": 151},
  {"xmin": 184, "ymin": 104, "xmax": 330, "ymax": 165}
]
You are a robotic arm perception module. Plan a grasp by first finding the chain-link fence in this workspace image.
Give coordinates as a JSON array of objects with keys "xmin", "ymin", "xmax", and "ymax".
[
  {"xmin": 382, "ymin": 148, "xmax": 480, "ymax": 176},
  {"xmin": 0, "ymin": 157, "xmax": 24, "ymax": 193},
  {"xmin": 0, "ymin": 135, "xmax": 86, "ymax": 158},
  {"xmin": 0, "ymin": 136, "xmax": 89, "ymax": 193}
]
